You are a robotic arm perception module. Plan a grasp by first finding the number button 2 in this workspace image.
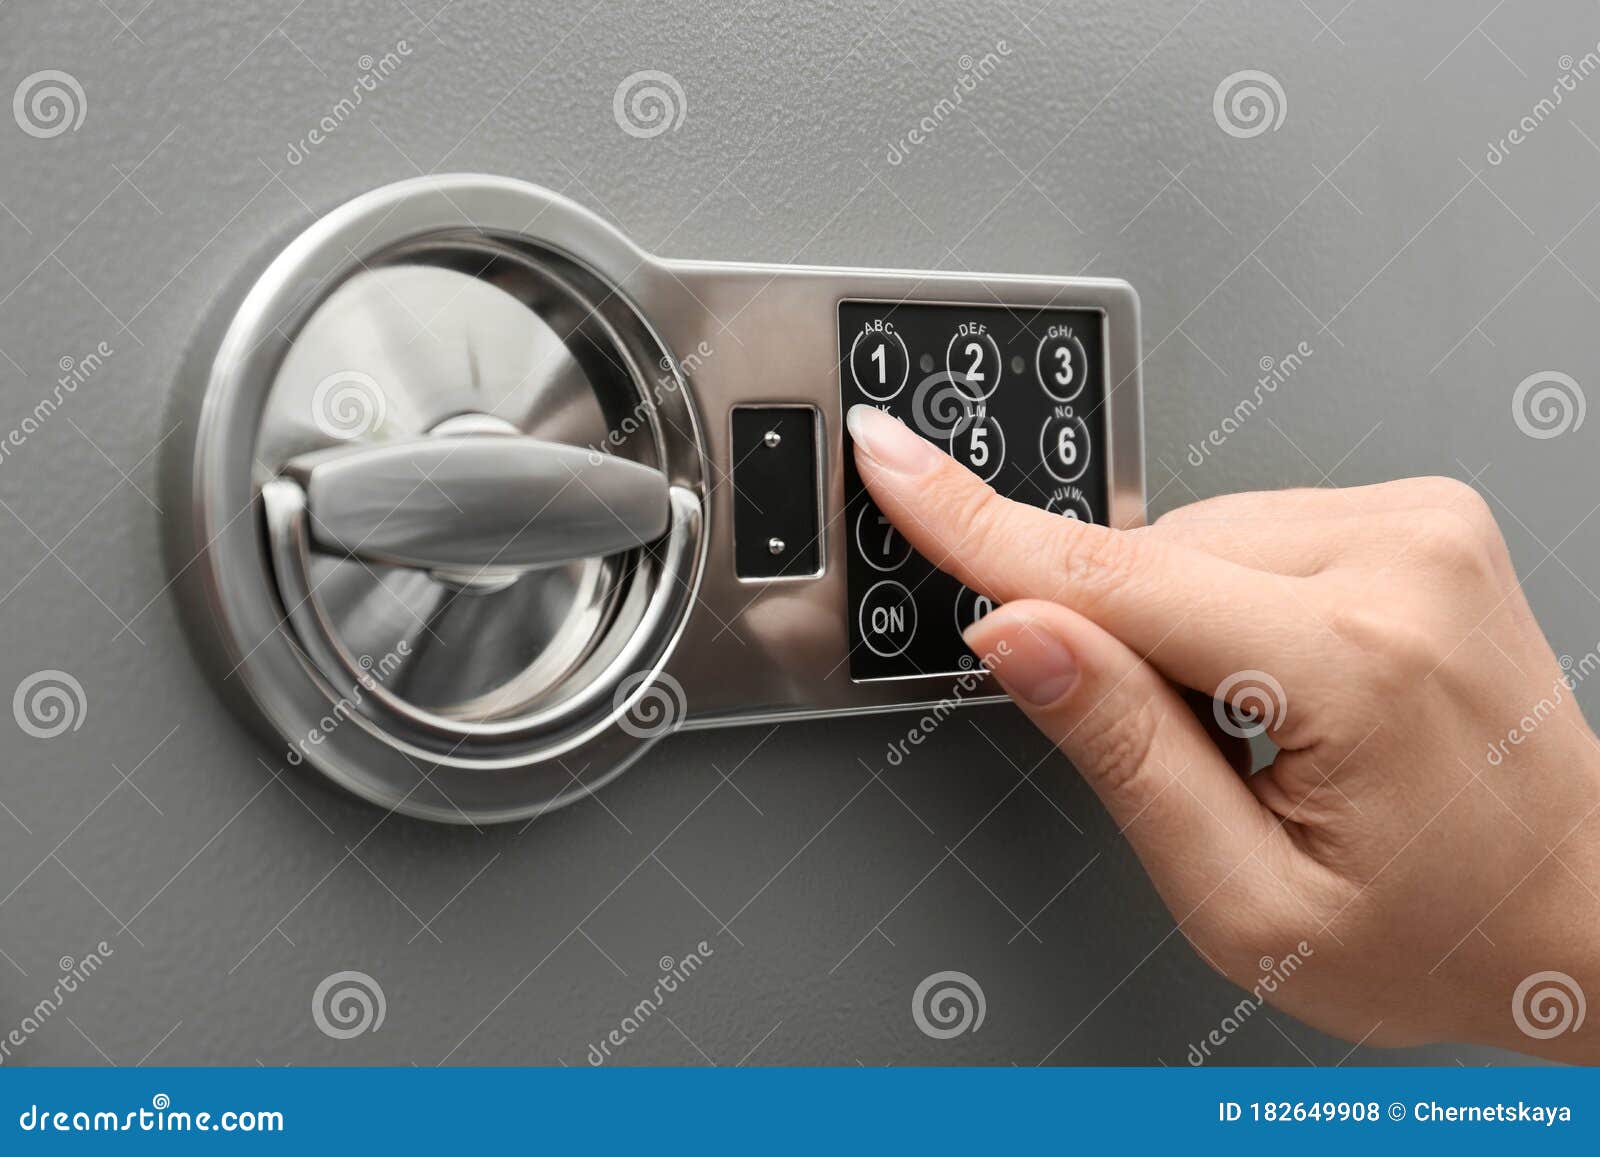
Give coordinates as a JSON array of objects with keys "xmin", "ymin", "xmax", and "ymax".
[{"xmin": 945, "ymin": 327, "xmax": 1001, "ymax": 401}]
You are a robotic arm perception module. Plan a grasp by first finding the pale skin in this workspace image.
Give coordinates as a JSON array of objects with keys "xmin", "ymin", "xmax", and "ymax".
[{"xmin": 847, "ymin": 402, "xmax": 1600, "ymax": 1063}]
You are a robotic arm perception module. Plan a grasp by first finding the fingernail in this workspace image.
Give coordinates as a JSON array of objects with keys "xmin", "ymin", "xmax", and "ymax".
[
  {"xmin": 846, "ymin": 404, "xmax": 939, "ymax": 476},
  {"xmin": 963, "ymin": 610, "xmax": 1079, "ymax": 707}
]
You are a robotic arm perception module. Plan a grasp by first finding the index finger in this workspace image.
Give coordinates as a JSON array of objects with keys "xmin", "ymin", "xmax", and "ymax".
[{"xmin": 846, "ymin": 404, "xmax": 1310, "ymax": 696}]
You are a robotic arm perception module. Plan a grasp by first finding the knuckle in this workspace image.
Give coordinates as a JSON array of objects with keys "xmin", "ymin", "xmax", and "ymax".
[
  {"xmin": 942, "ymin": 476, "xmax": 1009, "ymax": 556},
  {"xmin": 1407, "ymin": 474, "xmax": 1483, "ymax": 511},
  {"xmin": 1325, "ymin": 596, "xmax": 1441, "ymax": 696},
  {"xmin": 1047, "ymin": 522, "xmax": 1137, "ymax": 612},
  {"xmin": 1073, "ymin": 694, "xmax": 1162, "ymax": 801},
  {"xmin": 1404, "ymin": 507, "xmax": 1499, "ymax": 582},
  {"xmin": 1153, "ymin": 499, "xmax": 1215, "ymax": 527}
]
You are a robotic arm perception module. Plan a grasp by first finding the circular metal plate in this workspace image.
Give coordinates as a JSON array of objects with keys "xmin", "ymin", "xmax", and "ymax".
[{"xmin": 169, "ymin": 176, "xmax": 707, "ymax": 824}]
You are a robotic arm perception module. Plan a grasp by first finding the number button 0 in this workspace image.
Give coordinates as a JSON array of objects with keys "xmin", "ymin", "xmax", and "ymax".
[
  {"xmin": 945, "ymin": 328, "xmax": 1001, "ymax": 401},
  {"xmin": 947, "ymin": 405, "xmax": 1006, "ymax": 482},
  {"xmin": 954, "ymin": 585, "xmax": 997, "ymax": 635},
  {"xmin": 849, "ymin": 328, "xmax": 908, "ymax": 402},
  {"xmin": 854, "ymin": 503, "xmax": 912, "ymax": 572},
  {"xmin": 1036, "ymin": 330, "xmax": 1088, "ymax": 403},
  {"xmin": 1039, "ymin": 414, "xmax": 1091, "ymax": 484}
]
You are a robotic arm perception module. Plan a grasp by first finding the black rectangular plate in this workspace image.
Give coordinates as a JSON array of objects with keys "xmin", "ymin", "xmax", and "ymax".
[{"xmin": 840, "ymin": 300, "xmax": 1108, "ymax": 681}]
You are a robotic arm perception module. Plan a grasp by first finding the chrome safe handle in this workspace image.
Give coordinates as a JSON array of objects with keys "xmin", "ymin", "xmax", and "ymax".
[{"xmin": 277, "ymin": 434, "xmax": 672, "ymax": 575}]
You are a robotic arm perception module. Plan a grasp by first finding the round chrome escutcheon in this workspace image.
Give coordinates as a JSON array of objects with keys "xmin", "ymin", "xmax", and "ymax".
[{"xmin": 168, "ymin": 177, "xmax": 707, "ymax": 823}]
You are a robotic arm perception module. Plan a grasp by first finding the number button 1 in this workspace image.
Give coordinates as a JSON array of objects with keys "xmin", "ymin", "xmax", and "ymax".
[{"xmin": 849, "ymin": 327, "xmax": 908, "ymax": 402}]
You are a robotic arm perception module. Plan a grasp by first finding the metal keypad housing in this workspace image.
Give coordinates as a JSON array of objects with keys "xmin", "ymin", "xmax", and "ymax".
[{"xmin": 172, "ymin": 174, "xmax": 1145, "ymax": 821}]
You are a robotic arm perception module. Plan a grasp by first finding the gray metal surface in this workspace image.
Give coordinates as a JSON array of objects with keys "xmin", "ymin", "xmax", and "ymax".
[{"xmin": 0, "ymin": 0, "xmax": 1587, "ymax": 1065}]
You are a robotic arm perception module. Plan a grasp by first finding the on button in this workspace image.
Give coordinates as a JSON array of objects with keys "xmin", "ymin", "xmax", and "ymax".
[{"xmin": 859, "ymin": 579, "xmax": 918, "ymax": 658}]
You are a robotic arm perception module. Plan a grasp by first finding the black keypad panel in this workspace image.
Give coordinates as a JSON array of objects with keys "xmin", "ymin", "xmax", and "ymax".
[{"xmin": 840, "ymin": 300, "xmax": 1108, "ymax": 681}]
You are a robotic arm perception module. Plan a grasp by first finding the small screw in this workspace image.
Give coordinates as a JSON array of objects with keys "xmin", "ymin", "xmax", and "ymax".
[
  {"xmin": 767, "ymin": 537, "xmax": 786, "ymax": 556},
  {"xmin": 763, "ymin": 429, "xmax": 781, "ymax": 448}
]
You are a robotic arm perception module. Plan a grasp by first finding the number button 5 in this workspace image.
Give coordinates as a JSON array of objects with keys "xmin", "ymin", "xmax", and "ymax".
[{"xmin": 947, "ymin": 406, "xmax": 1006, "ymax": 482}]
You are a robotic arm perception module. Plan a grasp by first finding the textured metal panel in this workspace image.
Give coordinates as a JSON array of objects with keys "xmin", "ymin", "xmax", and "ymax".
[{"xmin": 0, "ymin": 0, "xmax": 1583, "ymax": 1066}]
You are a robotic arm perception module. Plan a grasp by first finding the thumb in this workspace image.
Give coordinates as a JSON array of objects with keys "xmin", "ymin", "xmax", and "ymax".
[{"xmin": 964, "ymin": 599, "xmax": 1290, "ymax": 916}]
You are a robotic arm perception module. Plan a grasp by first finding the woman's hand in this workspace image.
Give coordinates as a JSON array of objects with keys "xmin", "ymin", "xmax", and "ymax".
[{"xmin": 847, "ymin": 403, "xmax": 1600, "ymax": 1062}]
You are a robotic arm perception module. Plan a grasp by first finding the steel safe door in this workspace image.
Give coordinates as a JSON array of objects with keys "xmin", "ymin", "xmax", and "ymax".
[{"xmin": 1, "ymin": 1, "xmax": 1589, "ymax": 1066}]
